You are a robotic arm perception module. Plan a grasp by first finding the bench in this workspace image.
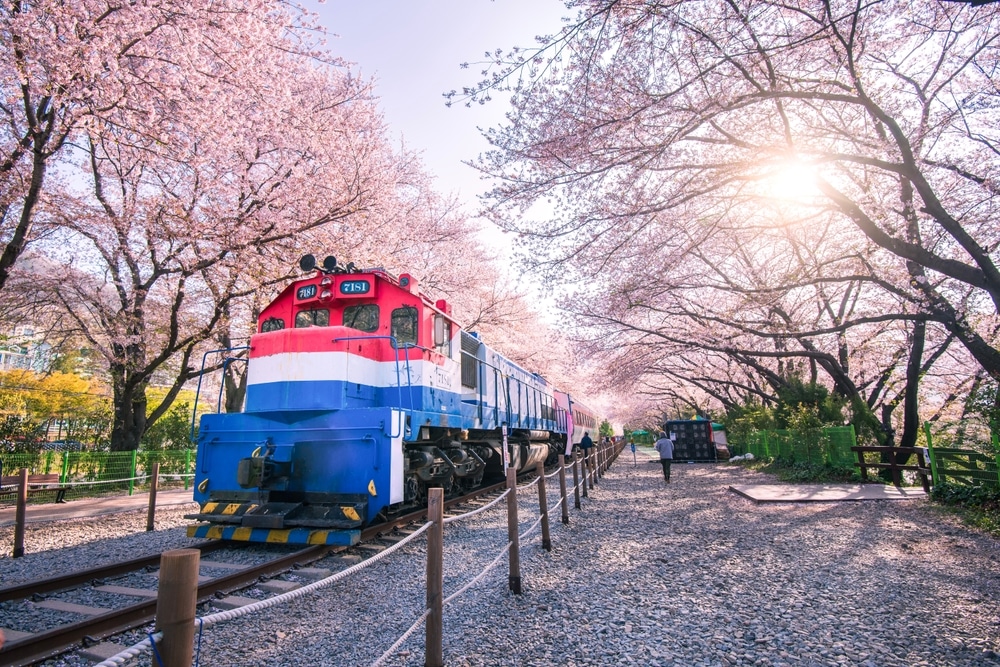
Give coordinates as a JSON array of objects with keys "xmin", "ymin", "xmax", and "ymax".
[
  {"xmin": 851, "ymin": 446, "xmax": 931, "ymax": 492},
  {"xmin": 0, "ymin": 473, "xmax": 68, "ymax": 503}
]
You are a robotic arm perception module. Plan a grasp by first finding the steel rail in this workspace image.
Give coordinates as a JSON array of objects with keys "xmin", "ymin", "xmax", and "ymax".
[
  {"xmin": 0, "ymin": 544, "xmax": 330, "ymax": 667},
  {"xmin": 0, "ymin": 541, "xmax": 231, "ymax": 604}
]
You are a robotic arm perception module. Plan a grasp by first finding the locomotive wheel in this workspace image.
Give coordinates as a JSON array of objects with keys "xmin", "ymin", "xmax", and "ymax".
[{"xmin": 404, "ymin": 474, "xmax": 423, "ymax": 504}]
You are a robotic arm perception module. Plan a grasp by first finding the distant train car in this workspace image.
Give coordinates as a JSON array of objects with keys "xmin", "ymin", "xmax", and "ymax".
[
  {"xmin": 187, "ymin": 256, "xmax": 596, "ymax": 545},
  {"xmin": 554, "ymin": 390, "xmax": 599, "ymax": 455}
]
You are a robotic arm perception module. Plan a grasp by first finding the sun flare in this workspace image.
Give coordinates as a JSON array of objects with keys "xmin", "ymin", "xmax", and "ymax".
[{"xmin": 760, "ymin": 159, "xmax": 819, "ymax": 202}]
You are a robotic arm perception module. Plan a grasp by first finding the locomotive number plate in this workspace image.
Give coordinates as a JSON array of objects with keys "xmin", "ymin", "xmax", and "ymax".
[{"xmin": 340, "ymin": 280, "xmax": 371, "ymax": 295}]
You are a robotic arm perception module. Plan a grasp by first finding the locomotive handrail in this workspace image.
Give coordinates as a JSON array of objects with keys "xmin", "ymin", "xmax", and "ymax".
[
  {"xmin": 461, "ymin": 350, "xmax": 539, "ymax": 431},
  {"xmin": 333, "ymin": 334, "xmax": 412, "ymax": 437},
  {"xmin": 189, "ymin": 346, "xmax": 251, "ymax": 441},
  {"xmin": 461, "ymin": 348, "xmax": 558, "ymax": 433}
]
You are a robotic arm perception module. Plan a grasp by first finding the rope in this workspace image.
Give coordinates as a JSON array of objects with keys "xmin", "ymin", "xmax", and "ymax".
[
  {"xmin": 61, "ymin": 475, "xmax": 150, "ymax": 487},
  {"xmin": 369, "ymin": 609, "xmax": 432, "ymax": 667},
  {"xmin": 443, "ymin": 489, "xmax": 509, "ymax": 524},
  {"xmin": 519, "ymin": 513, "xmax": 544, "ymax": 541},
  {"xmin": 93, "ymin": 633, "xmax": 159, "ymax": 667},
  {"xmin": 517, "ymin": 476, "xmax": 538, "ymax": 491},
  {"xmin": 442, "ymin": 541, "xmax": 512, "ymax": 605}
]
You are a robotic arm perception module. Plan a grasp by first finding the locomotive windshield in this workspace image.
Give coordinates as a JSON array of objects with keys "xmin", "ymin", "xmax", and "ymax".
[
  {"xmin": 391, "ymin": 306, "xmax": 418, "ymax": 345},
  {"xmin": 295, "ymin": 309, "xmax": 329, "ymax": 327},
  {"xmin": 261, "ymin": 317, "xmax": 285, "ymax": 332},
  {"xmin": 343, "ymin": 304, "xmax": 379, "ymax": 332}
]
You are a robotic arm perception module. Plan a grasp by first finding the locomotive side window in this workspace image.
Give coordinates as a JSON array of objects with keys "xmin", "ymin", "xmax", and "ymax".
[
  {"xmin": 261, "ymin": 317, "xmax": 285, "ymax": 333},
  {"xmin": 343, "ymin": 304, "xmax": 379, "ymax": 332},
  {"xmin": 391, "ymin": 306, "xmax": 418, "ymax": 346},
  {"xmin": 433, "ymin": 315, "xmax": 451, "ymax": 356},
  {"xmin": 294, "ymin": 309, "xmax": 329, "ymax": 328}
]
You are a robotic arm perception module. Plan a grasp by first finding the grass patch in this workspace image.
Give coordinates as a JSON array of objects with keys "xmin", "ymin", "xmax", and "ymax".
[{"xmin": 930, "ymin": 483, "xmax": 1000, "ymax": 538}]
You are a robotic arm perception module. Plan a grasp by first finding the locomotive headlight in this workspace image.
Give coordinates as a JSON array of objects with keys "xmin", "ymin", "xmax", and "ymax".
[
  {"xmin": 320, "ymin": 276, "xmax": 333, "ymax": 287},
  {"xmin": 319, "ymin": 288, "xmax": 332, "ymax": 301}
]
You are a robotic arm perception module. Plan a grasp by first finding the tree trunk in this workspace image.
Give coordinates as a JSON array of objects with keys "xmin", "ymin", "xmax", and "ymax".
[
  {"xmin": 0, "ymin": 126, "xmax": 49, "ymax": 292},
  {"xmin": 898, "ymin": 319, "xmax": 925, "ymax": 449},
  {"xmin": 110, "ymin": 373, "xmax": 148, "ymax": 452},
  {"xmin": 223, "ymin": 358, "xmax": 248, "ymax": 414}
]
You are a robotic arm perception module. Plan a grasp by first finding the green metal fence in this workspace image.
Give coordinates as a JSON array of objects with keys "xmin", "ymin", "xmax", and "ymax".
[
  {"xmin": 925, "ymin": 423, "xmax": 1000, "ymax": 489},
  {"xmin": 732, "ymin": 422, "xmax": 999, "ymax": 489},
  {"xmin": 0, "ymin": 449, "xmax": 196, "ymax": 504},
  {"xmin": 733, "ymin": 425, "xmax": 857, "ymax": 466}
]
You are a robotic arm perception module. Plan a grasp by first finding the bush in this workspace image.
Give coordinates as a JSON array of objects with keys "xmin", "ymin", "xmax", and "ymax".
[
  {"xmin": 758, "ymin": 459, "xmax": 858, "ymax": 484},
  {"xmin": 931, "ymin": 483, "xmax": 1000, "ymax": 537}
]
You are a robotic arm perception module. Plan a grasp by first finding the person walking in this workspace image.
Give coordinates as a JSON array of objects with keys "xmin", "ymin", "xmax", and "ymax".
[
  {"xmin": 654, "ymin": 431, "xmax": 674, "ymax": 482},
  {"xmin": 580, "ymin": 431, "xmax": 594, "ymax": 473}
]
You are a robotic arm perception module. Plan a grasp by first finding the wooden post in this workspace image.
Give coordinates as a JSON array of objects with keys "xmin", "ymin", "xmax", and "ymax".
[
  {"xmin": 582, "ymin": 451, "xmax": 589, "ymax": 498},
  {"xmin": 155, "ymin": 549, "xmax": 200, "ymax": 667},
  {"xmin": 854, "ymin": 448, "xmax": 868, "ymax": 482},
  {"xmin": 558, "ymin": 455, "xmax": 569, "ymax": 524},
  {"xmin": 505, "ymin": 467, "xmax": 522, "ymax": 594},
  {"xmin": 536, "ymin": 462, "xmax": 552, "ymax": 551},
  {"xmin": 572, "ymin": 451, "xmax": 581, "ymax": 508},
  {"xmin": 425, "ymin": 487, "xmax": 444, "ymax": 667},
  {"xmin": 146, "ymin": 461, "xmax": 160, "ymax": 532},
  {"xmin": 916, "ymin": 449, "xmax": 931, "ymax": 493},
  {"xmin": 13, "ymin": 468, "xmax": 28, "ymax": 558}
]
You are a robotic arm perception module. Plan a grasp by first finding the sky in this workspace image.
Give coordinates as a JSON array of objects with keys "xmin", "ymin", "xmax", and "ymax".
[{"xmin": 313, "ymin": 1, "xmax": 571, "ymax": 253}]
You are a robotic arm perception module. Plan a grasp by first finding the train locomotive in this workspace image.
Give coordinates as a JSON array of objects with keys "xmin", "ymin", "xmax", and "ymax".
[{"xmin": 186, "ymin": 255, "xmax": 598, "ymax": 545}]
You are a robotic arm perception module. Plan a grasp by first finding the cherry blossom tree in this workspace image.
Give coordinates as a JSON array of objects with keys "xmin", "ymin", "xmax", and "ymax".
[
  {"xmin": 460, "ymin": 0, "xmax": 1000, "ymax": 431},
  {"xmin": 17, "ymin": 36, "xmax": 404, "ymax": 450},
  {"xmin": 0, "ymin": 0, "xmax": 341, "ymax": 291}
]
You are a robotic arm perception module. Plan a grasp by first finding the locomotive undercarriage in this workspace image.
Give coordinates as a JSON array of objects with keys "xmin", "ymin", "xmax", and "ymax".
[
  {"xmin": 402, "ymin": 436, "xmax": 491, "ymax": 505},
  {"xmin": 399, "ymin": 428, "xmax": 566, "ymax": 507}
]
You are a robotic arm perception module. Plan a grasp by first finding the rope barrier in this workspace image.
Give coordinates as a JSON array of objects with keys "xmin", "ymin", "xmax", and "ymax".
[
  {"xmin": 372, "ymin": 538, "xmax": 515, "ymax": 667},
  {"xmin": 93, "ymin": 456, "xmax": 607, "ymax": 667},
  {"xmin": 93, "ymin": 523, "xmax": 433, "ymax": 667},
  {"xmin": 443, "ymin": 489, "xmax": 509, "ymax": 524}
]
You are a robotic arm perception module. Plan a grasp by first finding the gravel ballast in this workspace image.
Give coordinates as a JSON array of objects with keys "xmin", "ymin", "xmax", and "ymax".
[{"xmin": 2, "ymin": 451, "xmax": 999, "ymax": 667}]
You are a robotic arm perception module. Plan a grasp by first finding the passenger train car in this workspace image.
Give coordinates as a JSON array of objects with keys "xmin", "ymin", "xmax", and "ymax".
[{"xmin": 187, "ymin": 256, "xmax": 599, "ymax": 545}]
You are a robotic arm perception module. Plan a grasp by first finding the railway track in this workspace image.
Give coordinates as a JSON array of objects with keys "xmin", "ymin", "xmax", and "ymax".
[{"xmin": 0, "ymin": 478, "xmax": 511, "ymax": 667}]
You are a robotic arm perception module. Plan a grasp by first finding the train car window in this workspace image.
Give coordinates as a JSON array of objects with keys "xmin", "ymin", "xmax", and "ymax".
[
  {"xmin": 433, "ymin": 316, "xmax": 451, "ymax": 356},
  {"xmin": 391, "ymin": 306, "xmax": 418, "ymax": 346},
  {"xmin": 343, "ymin": 304, "xmax": 379, "ymax": 332},
  {"xmin": 294, "ymin": 309, "xmax": 329, "ymax": 328},
  {"xmin": 260, "ymin": 317, "xmax": 285, "ymax": 333}
]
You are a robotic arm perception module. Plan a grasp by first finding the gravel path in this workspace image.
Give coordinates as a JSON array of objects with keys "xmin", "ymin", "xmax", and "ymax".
[{"xmin": 2, "ymin": 451, "xmax": 999, "ymax": 667}]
